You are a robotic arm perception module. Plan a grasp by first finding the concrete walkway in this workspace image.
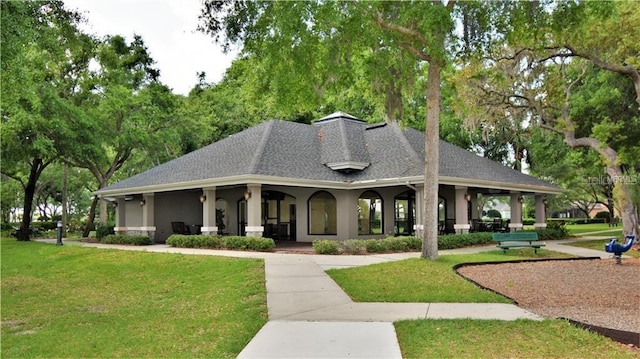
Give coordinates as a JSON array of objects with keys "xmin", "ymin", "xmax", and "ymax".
[{"xmin": 39, "ymin": 237, "xmax": 617, "ymax": 358}]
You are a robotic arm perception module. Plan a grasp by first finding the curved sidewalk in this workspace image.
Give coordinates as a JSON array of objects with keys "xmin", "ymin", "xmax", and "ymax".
[{"xmin": 40, "ymin": 238, "xmax": 610, "ymax": 358}]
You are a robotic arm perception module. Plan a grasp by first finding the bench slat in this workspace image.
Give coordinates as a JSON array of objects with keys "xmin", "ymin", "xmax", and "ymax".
[{"xmin": 492, "ymin": 232, "xmax": 539, "ymax": 242}]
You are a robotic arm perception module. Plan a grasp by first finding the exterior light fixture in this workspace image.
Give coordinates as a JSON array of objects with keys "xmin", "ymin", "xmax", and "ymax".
[
  {"xmin": 140, "ymin": 199, "xmax": 146, "ymax": 207},
  {"xmin": 464, "ymin": 193, "xmax": 471, "ymax": 202},
  {"xmin": 199, "ymin": 194, "xmax": 207, "ymax": 203},
  {"xmin": 244, "ymin": 190, "xmax": 252, "ymax": 201},
  {"xmin": 543, "ymin": 197, "xmax": 548, "ymax": 205},
  {"xmin": 517, "ymin": 195, "xmax": 524, "ymax": 204}
]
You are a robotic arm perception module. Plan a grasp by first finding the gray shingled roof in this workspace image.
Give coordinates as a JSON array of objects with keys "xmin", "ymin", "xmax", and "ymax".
[{"xmin": 97, "ymin": 112, "xmax": 561, "ymax": 195}]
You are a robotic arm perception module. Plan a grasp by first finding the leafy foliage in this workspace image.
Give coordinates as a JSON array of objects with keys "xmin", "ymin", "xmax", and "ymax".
[
  {"xmin": 100, "ymin": 234, "xmax": 152, "ymax": 245},
  {"xmin": 166, "ymin": 235, "xmax": 275, "ymax": 252}
]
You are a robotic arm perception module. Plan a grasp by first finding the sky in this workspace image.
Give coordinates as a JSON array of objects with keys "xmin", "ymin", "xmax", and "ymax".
[{"xmin": 65, "ymin": 0, "xmax": 237, "ymax": 95}]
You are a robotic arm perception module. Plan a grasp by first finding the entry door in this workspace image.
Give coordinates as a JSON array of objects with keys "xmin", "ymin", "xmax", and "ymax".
[{"xmin": 261, "ymin": 191, "xmax": 296, "ymax": 241}]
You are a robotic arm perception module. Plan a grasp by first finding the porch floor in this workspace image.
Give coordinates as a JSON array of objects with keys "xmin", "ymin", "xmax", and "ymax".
[{"xmin": 273, "ymin": 240, "xmax": 314, "ymax": 254}]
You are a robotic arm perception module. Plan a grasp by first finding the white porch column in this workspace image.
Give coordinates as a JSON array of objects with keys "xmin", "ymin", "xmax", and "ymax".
[
  {"xmin": 114, "ymin": 198, "xmax": 126, "ymax": 235},
  {"xmin": 245, "ymin": 184, "xmax": 263, "ymax": 237},
  {"xmin": 509, "ymin": 192, "xmax": 524, "ymax": 232},
  {"xmin": 534, "ymin": 194, "xmax": 547, "ymax": 229},
  {"xmin": 141, "ymin": 194, "xmax": 156, "ymax": 242},
  {"xmin": 414, "ymin": 185, "xmax": 424, "ymax": 238},
  {"xmin": 454, "ymin": 186, "xmax": 470, "ymax": 234},
  {"xmin": 201, "ymin": 188, "xmax": 218, "ymax": 235}
]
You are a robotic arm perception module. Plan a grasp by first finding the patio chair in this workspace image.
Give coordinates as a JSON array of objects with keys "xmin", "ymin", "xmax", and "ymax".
[{"xmin": 171, "ymin": 221, "xmax": 191, "ymax": 235}]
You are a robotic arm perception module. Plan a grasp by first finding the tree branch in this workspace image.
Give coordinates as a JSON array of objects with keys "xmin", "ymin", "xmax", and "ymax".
[
  {"xmin": 565, "ymin": 44, "xmax": 640, "ymax": 105},
  {"xmin": 374, "ymin": 13, "xmax": 431, "ymax": 62}
]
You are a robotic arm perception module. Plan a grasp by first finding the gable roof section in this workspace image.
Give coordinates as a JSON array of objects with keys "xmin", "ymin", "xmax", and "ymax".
[{"xmin": 97, "ymin": 114, "xmax": 562, "ymax": 196}]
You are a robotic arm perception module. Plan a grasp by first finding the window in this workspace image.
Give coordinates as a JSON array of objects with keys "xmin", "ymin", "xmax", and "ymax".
[
  {"xmin": 394, "ymin": 191, "xmax": 415, "ymax": 236},
  {"xmin": 308, "ymin": 191, "xmax": 337, "ymax": 235},
  {"xmin": 358, "ymin": 191, "xmax": 383, "ymax": 235}
]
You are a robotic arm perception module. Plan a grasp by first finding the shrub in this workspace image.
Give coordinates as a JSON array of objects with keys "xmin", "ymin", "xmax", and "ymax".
[
  {"xmin": 364, "ymin": 239, "xmax": 387, "ymax": 253},
  {"xmin": 312, "ymin": 240, "xmax": 340, "ymax": 254},
  {"xmin": 167, "ymin": 234, "xmax": 222, "ymax": 249},
  {"xmin": 31, "ymin": 221, "xmax": 57, "ymax": 231},
  {"xmin": 486, "ymin": 209, "xmax": 501, "ymax": 218},
  {"xmin": 383, "ymin": 237, "xmax": 410, "ymax": 252},
  {"xmin": 594, "ymin": 211, "xmax": 611, "ymax": 220},
  {"xmin": 437, "ymin": 232, "xmax": 493, "ymax": 250},
  {"xmin": 522, "ymin": 218, "xmax": 535, "ymax": 226},
  {"xmin": 535, "ymin": 220, "xmax": 569, "ymax": 240},
  {"xmin": 166, "ymin": 234, "xmax": 274, "ymax": 252},
  {"xmin": 101, "ymin": 235, "xmax": 152, "ymax": 245},
  {"xmin": 398, "ymin": 236, "xmax": 422, "ymax": 250},
  {"xmin": 223, "ymin": 236, "xmax": 249, "ymax": 250},
  {"xmin": 245, "ymin": 236, "xmax": 276, "ymax": 252},
  {"xmin": 341, "ymin": 239, "xmax": 367, "ymax": 255},
  {"xmin": 96, "ymin": 224, "xmax": 115, "ymax": 239}
]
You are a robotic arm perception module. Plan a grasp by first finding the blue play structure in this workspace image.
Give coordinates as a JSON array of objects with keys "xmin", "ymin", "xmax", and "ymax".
[{"xmin": 605, "ymin": 235, "xmax": 635, "ymax": 264}]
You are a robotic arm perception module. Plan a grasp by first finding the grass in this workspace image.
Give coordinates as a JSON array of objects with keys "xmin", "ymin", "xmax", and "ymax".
[
  {"xmin": 1, "ymin": 239, "xmax": 267, "ymax": 358},
  {"xmin": 328, "ymin": 248, "xmax": 636, "ymax": 357},
  {"xmin": 326, "ymin": 249, "xmax": 574, "ymax": 303},
  {"xmin": 394, "ymin": 319, "xmax": 637, "ymax": 358},
  {"xmin": 567, "ymin": 238, "xmax": 640, "ymax": 258},
  {"xmin": 565, "ymin": 222, "xmax": 623, "ymax": 236}
]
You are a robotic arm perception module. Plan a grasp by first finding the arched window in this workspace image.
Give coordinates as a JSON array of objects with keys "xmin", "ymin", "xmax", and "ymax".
[
  {"xmin": 358, "ymin": 191, "xmax": 383, "ymax": 235},
  {"xmin": 308, "ymin": 191, "xmax": 337, "ymax": 235}
]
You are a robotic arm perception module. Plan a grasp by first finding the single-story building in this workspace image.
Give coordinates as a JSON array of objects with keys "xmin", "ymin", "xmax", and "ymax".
[{"xmin": 96, "ymin": 112, "xmax": 563, "ymax": 243}]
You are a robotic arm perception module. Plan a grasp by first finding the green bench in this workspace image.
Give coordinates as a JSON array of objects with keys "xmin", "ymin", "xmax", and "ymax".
[{"xmin": 492, "ymin": 232, "xmax": 545, "ymax": 253}]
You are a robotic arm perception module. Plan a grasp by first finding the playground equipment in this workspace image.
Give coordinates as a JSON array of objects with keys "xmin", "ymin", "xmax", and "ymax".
[{"xmin": 605, "ymin": 235, "xmax": 634, "ymax": 264}]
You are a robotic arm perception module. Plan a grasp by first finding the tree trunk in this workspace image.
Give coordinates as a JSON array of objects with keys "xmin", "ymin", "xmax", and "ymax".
[
  {"xmin": 422, "ymin": 61, "xmax": 441, "ymax": 260},
  {"xmin": 564, "ymin": 134, "xmax": 639, "ymax": 239},
  {"xmin": 17, "ymin": 158, "xmax": 45, "ymax": 241},
  {"xmin": 99, "ymin": 197, "xmax": 108, "ymax": 225},
  {"xmin": 606, "ymin": 166, "xmax": 638, "ymax": 239},
  {"xmin": 83, "ymin": 196, "xmax": 98, "ymax": 238}
]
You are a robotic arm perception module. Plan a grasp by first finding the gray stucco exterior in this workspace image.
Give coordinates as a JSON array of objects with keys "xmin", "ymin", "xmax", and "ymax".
[{"xmin": 98, "ymin": 112, "xmax": 562, "ymax": 243}]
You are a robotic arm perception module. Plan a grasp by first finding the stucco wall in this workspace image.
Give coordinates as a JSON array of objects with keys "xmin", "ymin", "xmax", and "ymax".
[{"xmin": 154, "ymin": 191, "xmax": 203, "ymax": 243}]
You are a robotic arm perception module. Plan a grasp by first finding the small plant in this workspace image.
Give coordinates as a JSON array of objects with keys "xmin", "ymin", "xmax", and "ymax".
[
  {"xmin": 96, "ymin": 224, "xmax": 115, "ymax": 239},
  {"xmin": 365, "ymin": 239, "xmax": 386, "ymax": 253},
  {"xmin": 341, "ymin": 239, "xmax": 367, "ymax": 255},
  {"xmin": 224, "ymin": 236, "xmax": 249, "ymax": 250},
  {"xmin": 312, "ymin": 240, "xmax": 340, "ymax": 254},
  {"xmin": 101, "ymin": 235, "xmax": 152, "ymax": 245},
  {"xmin": 245, "ymin": 236, "xmax": 276, "ymax": 251}
]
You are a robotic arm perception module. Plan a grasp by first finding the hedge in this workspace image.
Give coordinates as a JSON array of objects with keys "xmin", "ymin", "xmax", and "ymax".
[
  {"xmin": 166, "ymin": 234, "xmax": 275, "ymax": 252},
  {"xmin": 100, "ymin": 235, "xmax": 153, "ymax": 245},
  {"xmin": 312, "ymin": 226, "xmax": 569, "ymax": 255}
]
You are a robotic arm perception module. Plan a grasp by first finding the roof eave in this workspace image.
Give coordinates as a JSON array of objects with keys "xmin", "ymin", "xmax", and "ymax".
[{"xmin": 96, "ymin": 174, "xmax": 563, "ymax": 197}]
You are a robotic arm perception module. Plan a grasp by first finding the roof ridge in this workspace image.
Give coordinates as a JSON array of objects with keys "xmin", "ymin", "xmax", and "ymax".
[
  {"xmin": 390, "ymin": 122, "xmax": 423, "ymax": 165},
  {"xmin": 247, "ymin": 120, "xmax": 275, "ymax": 174}
]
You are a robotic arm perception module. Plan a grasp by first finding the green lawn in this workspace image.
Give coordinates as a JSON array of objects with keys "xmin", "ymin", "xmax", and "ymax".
[
  {"xmin": 1, "ymin": 239, "xmax": 267, "ymax": 358},
  {"xmin": 567, "ymin": 238, "xmax": 640, "ymax": 258},
  {"xmin": 327, "ymin": 248, "xmax": 636, "ymax": 357},
  {"xmin": 565, "ymin": 222, "xmax": 623, "ymax": 236},
  {"xmin": 395, "ymin": 319, "xmax": 637, "ymax": 358},
  {"xmin": 326, "ymin": 249, "xmax": 573, "ymax": 303}
]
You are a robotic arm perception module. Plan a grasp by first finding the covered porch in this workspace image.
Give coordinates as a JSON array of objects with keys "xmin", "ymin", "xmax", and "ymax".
[{"xmin": 107, "ymin": 180, "xmax": 554, "ymax": 244}]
